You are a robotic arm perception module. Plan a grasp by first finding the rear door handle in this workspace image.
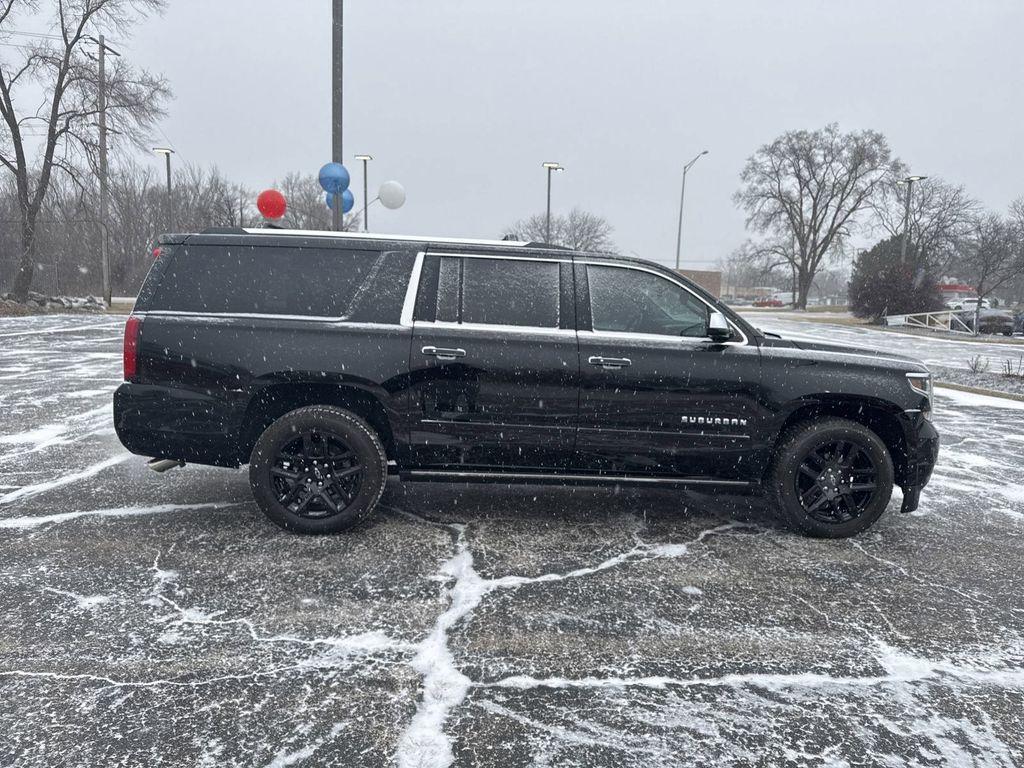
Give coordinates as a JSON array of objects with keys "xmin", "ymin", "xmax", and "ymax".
[
  {"xmin": 588, "ymin": 356, "xmax": 632, "ymax": 369},
  {"xmin": 422, "ymin": 346, "xmax": 467, "ymax": 361}
]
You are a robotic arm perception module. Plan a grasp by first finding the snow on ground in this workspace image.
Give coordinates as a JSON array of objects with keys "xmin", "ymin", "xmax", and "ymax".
[
  {"xmin": 0, "ymin": 314, "xmax": 1022, "ymax": 767},
  {"xmin": 745, "ymin": 311, "xmax": 1024, "ymax": 371}
]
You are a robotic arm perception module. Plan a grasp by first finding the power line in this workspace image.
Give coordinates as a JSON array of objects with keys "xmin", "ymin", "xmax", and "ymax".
[{"xmin": 3, "ymin": 29, "xmax": 63, "ymax": 40}]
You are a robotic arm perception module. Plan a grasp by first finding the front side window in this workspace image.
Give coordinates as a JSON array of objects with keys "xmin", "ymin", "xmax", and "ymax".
[
  {"xmin": 438, "ymin": 257, "xmax": 560, "ymax": 328},
  {"xmin": 588, "ymin": 265, "xmax": 709, "ymax": 337}
]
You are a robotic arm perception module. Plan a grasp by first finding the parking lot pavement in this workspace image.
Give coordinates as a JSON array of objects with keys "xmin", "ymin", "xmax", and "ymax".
[
  {"xmin": 1, "ymin": 315, "xmax": 1023, "ymax": 767},
  {"xmin": 744, "ymin": 311, "xmax": 1024, "ymax": 371}
]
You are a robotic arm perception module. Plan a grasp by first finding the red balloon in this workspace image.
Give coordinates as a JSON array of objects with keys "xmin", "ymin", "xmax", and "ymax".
[{"xmin": 257, "ymin": 189, "xmax": 287, "ymax": 220}]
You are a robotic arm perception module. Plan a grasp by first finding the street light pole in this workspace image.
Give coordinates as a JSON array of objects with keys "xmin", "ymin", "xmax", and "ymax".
[
  {"xmin": 542, "ymin": 162, "xmax": 564, "ymax": 244},
  {"xmin": 153, "ymin": 148, "xmax": 175, "ymax": 231},
  {"xmin": 898, "ymin": 175, "xmax": 927, "ymax": 265},
  {"xmin": 355, "ymin": 154, "xmax": 372, "ymax": 232},
  {"xmin": 332, "ymin": 0, "xmax": 344, "ymax": 232},
  {"xmin": 674, "ymin": 150, "xmax": 708, "ymax": 271}
]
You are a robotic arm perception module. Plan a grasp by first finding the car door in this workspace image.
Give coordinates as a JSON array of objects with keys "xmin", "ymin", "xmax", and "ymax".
[
  {"xmin": 405, "ymin": 250, "xmax": 580, "ymax": 471},
  {"xmin": 574, "ymin": 258, "xmax": 764, "ymax": 482}
]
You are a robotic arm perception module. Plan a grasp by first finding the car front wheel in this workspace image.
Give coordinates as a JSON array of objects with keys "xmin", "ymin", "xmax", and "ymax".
[
  {"xmin": 249, "ymin": 406, "xmax": 387, "ymax": 534},
  {"xmin": 769, "ymin": 418, "xmax": 894, "ymax": 538}
]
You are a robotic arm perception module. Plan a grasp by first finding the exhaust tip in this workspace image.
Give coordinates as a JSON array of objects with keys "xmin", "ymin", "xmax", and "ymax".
[{"xmin": 148, "ymin": 458, "xmax": 185, "ymax": 473}]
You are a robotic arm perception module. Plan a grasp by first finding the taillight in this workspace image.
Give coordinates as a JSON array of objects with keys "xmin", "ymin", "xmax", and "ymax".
[
  {"xmin": 124, "ymin": 315, "xmax": 142, "ymax": 382},
  {"xmin": 153, "ymin": 246, "xmax": 162, "ymax": 259}
]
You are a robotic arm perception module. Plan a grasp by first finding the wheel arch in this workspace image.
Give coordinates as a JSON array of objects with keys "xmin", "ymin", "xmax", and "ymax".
[
  {"xmin": 237, "ymin": 380, "xmax": 397, "ymax": 464},
  {"xmin": 769, "ymin": 395, "xmax": 911, "ymax": 487}
]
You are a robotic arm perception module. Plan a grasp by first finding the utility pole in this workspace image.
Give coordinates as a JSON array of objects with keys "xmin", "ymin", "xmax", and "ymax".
[
  {"xmin": 95, "ymin": 34, "xmax": 120, "ymax": 307},
  {"xmin": 332, "ymin": 0, "xmax": 344, "ymax": 231},
  {"xmin": 674, "ymin": 150, "xmax": 708, "ymax": 271},
  {"xmin": 153, "ymin": 148, "xmax": 175, "ymax": 230},
  {"xmin": 355, "ymin": 155, "xmax": 372, "ymax": 232},
  {"xmin": 898, "ymin": 175, "xmax": 927, "ymax": 265}
]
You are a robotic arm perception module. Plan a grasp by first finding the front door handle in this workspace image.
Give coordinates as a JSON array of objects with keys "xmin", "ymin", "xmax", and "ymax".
[
  {"xmin": 422, "ymin": 346, "xmax": 467, "ymax": 361},
  {"xmin": 588, "ymin": 356, "xmax": 632, "ymax": 369}
]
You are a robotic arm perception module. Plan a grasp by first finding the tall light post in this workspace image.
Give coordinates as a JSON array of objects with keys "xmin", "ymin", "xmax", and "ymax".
[
  {"xmin": 897, "ymin": 174, "xmax": 927, "ymax": 264},
  {"xmin": 153, "ymin": 147, "xmax": 175, "ymax": 231},
  {"xmin": 355, "ymin": 154, "xmax": 372, "ymax": 232},
  {"xmin": 332, "ymin": 0, "xmax": 344, "ymax": 231},
  {"xmin": 542, "ymin": 162, "xmax": 564, "ymax": 244},
  {"xmin": 674, "ymin": 150, "xmax": 708, "ymax": 271}
]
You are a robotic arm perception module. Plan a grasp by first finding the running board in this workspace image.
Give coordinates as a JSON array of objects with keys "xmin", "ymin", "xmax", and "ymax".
[{"xmin": 402, "ymin": 470, "xmax": 751, "ymax": 488}]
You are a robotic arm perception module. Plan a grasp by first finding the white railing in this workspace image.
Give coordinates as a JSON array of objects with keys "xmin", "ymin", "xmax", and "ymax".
[{"xmin": 884, "ymin": 310, "xmax": 974, "ymax": 334}]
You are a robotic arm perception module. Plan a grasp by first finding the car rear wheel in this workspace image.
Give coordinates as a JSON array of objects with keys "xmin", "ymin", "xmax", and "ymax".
[
  {"xmin": 249, "ymin": 406, "xmax": 387, "ymax": 534},
  {"xmin": 769, "ymin": 418, "xmax": 894, "ymax": 538}
]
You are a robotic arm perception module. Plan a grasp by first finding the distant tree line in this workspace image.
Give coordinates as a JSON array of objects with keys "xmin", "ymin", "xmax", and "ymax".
[
  {"xmin": 0, "ymin": 166, "xmax": 360, "ymax": 298},
  {"xmin": 728, "ymin": 123, "xmax": 1024, "ymax": 314}
]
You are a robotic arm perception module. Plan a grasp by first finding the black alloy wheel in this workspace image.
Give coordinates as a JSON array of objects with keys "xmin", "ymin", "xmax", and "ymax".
[
  {"xmin": 250, "ymin": 406, "xmax": 387, "ymax": 534},
  {"xmin": 270, "ymin": 430, "xmax": 363, "ymax": 519},
  {"xmin": 794, "ymin": 439, "xmax": 879, "ymax": 525},
  {"xmin": 769, "ymin": 417, "xmax": 894, "ymax": 538}
]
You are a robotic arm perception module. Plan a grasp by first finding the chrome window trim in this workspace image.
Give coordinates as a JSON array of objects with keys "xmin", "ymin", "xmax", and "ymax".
[
  {"xmin": 138, "ymin": 310, "xmax": 408, "ymax": 329},
  {"xmin": 580, "ymin": 260, "xmax": 750, "ymax": 347},
  {"xmin": 400, "ymin": 251, "xmax": 426, "ymax": 327},
  {"xmin": 415, "ymin": 320, "xmax": 576, "ymax": 337},
  {"xmin": 429, "ymin": 250, "xmax": 572, "ymax": 264}
]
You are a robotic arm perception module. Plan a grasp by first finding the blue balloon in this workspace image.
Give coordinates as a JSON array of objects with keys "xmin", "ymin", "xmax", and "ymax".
[
  {"xmin": 325, "ymin": 189, "xmax": 355, "ymax": 213},
  {"xmin": 318, "ymin": 162, "xmax": 350, "ymax": 195}
]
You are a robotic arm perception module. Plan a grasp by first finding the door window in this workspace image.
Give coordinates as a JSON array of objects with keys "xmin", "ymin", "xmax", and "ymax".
[
  {"xmin": 437, "ymin": 257, "xmax": 561, "ymax": 328},
  {"xmin": 588, "ymin": 265, "xmax": 709, "ymax": 337}
]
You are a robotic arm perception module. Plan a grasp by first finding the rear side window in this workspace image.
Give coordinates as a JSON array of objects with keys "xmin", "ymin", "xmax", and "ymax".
[
  {"xmin": 435, "ymin": 257, "xmax": 560, "ymax": 328},
  {"xmin": 150, "ymin": 245, "xmax": 406, "ymax": 319}
]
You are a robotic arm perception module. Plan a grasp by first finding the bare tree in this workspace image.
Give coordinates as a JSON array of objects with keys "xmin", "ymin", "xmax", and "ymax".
[
  {"xmin": 735, "ymin": 124, "xmax": 901, "ymax": 308},
  {"xmin": 0, "ymin": 0, "xmax": 169, "ymax": 300},
  {"xmin": 956, "ymin": 213, "xmax": 1024, "ymax": 333},
  {"xmin": 871, "ymin": 177, "xmax": 981, "ymax": 275},
  {"xmin": 274, "ymin": 173, "xmax": 360, "ymax": 232},
  {"xmin": 506, "ymin": 208, "xmax": 617, "ymax": 252}
]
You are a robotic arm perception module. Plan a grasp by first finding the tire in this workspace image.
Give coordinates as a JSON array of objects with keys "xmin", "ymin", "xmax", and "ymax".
[
  {"xmin": 768, "ymin": 417, "xmax": 894, "ymax": 539},
  {"xmin": 249, "ymin": 406, "xmax": 387, "ymax": 534}
]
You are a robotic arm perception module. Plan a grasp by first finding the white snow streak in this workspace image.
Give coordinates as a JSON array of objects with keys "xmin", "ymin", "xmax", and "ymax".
[
  {"xmin": 0, "ymin": 454, "xmax": 129, "ymax": 505},
  {"xmin": 0, "ymin": 501, "xmax": 231, "ymax": 530}
]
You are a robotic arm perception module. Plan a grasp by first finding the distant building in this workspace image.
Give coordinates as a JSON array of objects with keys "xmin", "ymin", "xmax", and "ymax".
[
  {"xmin": 677, "ymin": 269, "xmax": 722, "ymax": 297},
  {"xmin": 938, "ymin": 283, "xmax": 975, "ymax": 303}
]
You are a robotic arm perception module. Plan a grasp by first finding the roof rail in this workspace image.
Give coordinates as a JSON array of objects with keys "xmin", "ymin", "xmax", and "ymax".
[
  {"xmin": 238, "ymin": 228, "xmax": 529, "ymax": 247},
  {"xmin": 201, "ymin": 227, "xmax": 247, "ymax": 235}
]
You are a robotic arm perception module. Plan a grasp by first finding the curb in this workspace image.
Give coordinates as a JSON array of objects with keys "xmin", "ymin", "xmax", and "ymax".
[{"xmin": 934, "ymin": 381, "xmax": 1024, "ymax": 403}]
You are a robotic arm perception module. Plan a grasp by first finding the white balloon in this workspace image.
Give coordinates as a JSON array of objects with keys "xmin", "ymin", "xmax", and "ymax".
[{"xmin": 378, "ymin": 181, "xmax": 406, "ymax": 210}]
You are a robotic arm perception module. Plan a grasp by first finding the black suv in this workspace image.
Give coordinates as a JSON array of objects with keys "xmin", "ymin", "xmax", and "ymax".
[{"xmin": 114, "ymin": 229, "xmax": 939, "ymax": 538}]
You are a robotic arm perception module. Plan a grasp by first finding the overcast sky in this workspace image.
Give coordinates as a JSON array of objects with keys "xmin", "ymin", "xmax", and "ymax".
[{"xmin": 115, "ymin": 0, "xmax": 1024, "ymax": 267}]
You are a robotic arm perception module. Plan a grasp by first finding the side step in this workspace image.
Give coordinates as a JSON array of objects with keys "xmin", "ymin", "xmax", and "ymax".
[{"xmin": 148, "ymin": 458, "xmax": 186, "ymax": 473}]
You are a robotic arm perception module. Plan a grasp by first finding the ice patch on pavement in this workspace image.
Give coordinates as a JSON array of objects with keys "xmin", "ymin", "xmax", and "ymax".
[{"xmin": 0, "ymin": 454, "xmax": 129, "ymax": 505}]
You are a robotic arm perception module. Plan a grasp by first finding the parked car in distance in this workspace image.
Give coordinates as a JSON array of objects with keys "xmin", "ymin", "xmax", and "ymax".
[
  {"xmin": 114, "ymin": 228, "xmax": 939, "ymax": 539},
  {"xmin": 753, "ymin": 297, "xmax": 784, "ymax": 308},
  {"xmin": 946, "ymin": 297, "xmax": 990, "ymax": 311},
  {"xmin": 957, "ymin": 308, "xmax": 1016, "ymax": 336}
]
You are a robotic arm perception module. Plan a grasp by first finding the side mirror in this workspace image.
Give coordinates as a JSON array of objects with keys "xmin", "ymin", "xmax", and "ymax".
[{"xmin": 707, "ymin": 311, "xmax": 734, "ymax": 343}]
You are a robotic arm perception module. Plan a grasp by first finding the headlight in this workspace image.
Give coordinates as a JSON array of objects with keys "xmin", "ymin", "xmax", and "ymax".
[{"xmin": 907, "ymin": 373, "xmax": 933, "ymax": 417}]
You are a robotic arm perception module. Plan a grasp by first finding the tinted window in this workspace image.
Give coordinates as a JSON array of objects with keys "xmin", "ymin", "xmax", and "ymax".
[
  {"xmin": 460, "ymin": 258, "xmax": 560, "ymax": 328},
  {"xmin": 589, "ymin": 265, "xmax": 709, "ymax": 337},
  {"xmin": 151, "ymin": 245, "xmax": 389, "ymax": 318}
]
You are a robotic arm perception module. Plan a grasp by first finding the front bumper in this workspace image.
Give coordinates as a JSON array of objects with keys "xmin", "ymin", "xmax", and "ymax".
[{"xmin": 898, "ymin": 411, "xmax": 940, "ymax": 512}]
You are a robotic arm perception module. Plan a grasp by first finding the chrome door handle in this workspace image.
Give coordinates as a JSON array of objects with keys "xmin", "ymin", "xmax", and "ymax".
[
  {"xmin": 422, "ymin": 346, "xmax": 467, "ymax": 361},
  {"xmin": 588, "ymin": 356, "xmax": 632, "ymax": 369}
]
